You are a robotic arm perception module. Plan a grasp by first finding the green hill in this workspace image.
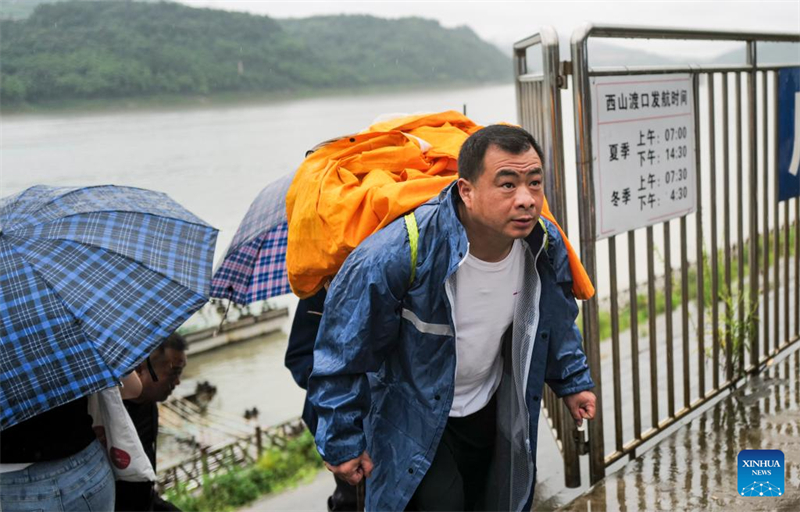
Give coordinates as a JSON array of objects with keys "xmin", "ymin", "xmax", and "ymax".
[
  {"xmin": 0, "ymin": 1, "xmax": 512, "ymax": 106},
  {"xmin": 279, "ymin": 15, "xmax": 510, "ymax": 86},
  {"xmin": 0, "ymin": 0, "xmax": 83, "ymax": 20},
  {"xmin": 0, "ymin": 0, "xmax": 162, "ymax": 20}
]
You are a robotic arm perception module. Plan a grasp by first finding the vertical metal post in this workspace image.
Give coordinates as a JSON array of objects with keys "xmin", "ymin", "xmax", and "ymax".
[
  {"xmin": 571, "ymin": 24, "xmax": 606, "ymax": 484},
  {"xmin": 693, "ymin": 72, "xmax": 706, "ymax": 396},
  {"xmin": 609, "ymin": 237, "xmax": 623, "ymax": 453},
  {"xmin": 665, "ymin": 221, "xmax": 676, "ymax": 416},
  {"xmin": 541, "ymin": 27, "xmax": 568, "ymax": 235},
  {"xmin": 795, "ymin": 195, "xmax": 799, "ymax": 339},
  {"xmin": 774, "ymin": 75, "xmax": 781, "ymax": 352},
  {"xmin": 785, "ymin": 200, "xmax": 790, "ymax": 344},
  {"xmin": 681, "ymin": 216, "xmax": 690, "ymax": 407},
  {"xmin": 747, "ymin": 41, "xmax": 760, "ymax": 369},
  {"xmin": 544, "ymin": 28, "xmax": 580, "ymax": 487},
  {"xmin": 723, "ymin": 73, "xmax": 733, "ymax": 383},
  {"xmin": 629, "ymin": 230, "xmax": 642, "ymax": 444},
  {"xmin": 709, "ymin": 72, "xmax": 720, "ymax": 391},
  {"xmin": 783, "ymin": 209, "xmax": 790, "ymax": 346},
  {"xmin": 200, "ymin": 446, "xmax": 209, "ymax": 477},
  {"xmin": 762, "ymin": 70, "xmax": 771, "ymax": 361},
  {"xmin": 736, "ymin": 72, "xmax": 745, "ymax": 374},
  {"xmin": 513, "ymin": 44, "xmax": 526, "ymax": 131},
  {"xmin": 792, "ymin": 71, "xmax": 800, "ymax": 339},
  {"xmin": 647, "ymin": 226, "xmax": 659, "ymax": 426}
]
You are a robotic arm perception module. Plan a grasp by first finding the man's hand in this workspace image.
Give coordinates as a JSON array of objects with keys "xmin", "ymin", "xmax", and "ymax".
[
  {"xmin": 324, "ymin": 451, "xmax": 374, "ymax": 486},
  {"xmin": 563, "ymin": 390, "xmax": 596, "ymax": 426}
]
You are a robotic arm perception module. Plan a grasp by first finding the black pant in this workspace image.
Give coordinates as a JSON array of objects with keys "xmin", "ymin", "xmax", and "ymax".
[
  {"xmin": 329, "ymin": 474, "xmax": 360, "ymax": 511},
  {"xmin": 115, "ymin": 481, "xmax": 153, "ymax": 512},
  {"xmin": 408, "ymin": 394, "xmax": 497, "ymax": 512},
  {"xmin": 115, "ymin": 481, "xmax": 181, "ymax": 512}
]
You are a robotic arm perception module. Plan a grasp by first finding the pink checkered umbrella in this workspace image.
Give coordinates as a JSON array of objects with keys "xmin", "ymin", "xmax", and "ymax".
[{"xmin": 211, "ymin": 173, "xmax": 293, "ymax": 304}]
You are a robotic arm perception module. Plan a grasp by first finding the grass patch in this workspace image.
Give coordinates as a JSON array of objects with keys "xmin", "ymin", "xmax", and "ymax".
[
  {"xmin": 164, "ymin": 431, "xmax": 324, "ymax": 512},
  {"xmin": 591, "ymin": 225, "xmax": 796, "ymax": 345}
]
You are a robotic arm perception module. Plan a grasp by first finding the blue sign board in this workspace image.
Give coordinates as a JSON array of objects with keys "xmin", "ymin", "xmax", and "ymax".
[{"xmin": 778, "ymin": 67, "xmax": 800, "ymax": 201}]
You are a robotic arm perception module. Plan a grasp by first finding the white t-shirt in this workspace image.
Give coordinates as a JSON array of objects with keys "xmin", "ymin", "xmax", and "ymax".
[{"xmin": 450, "ymin": 239, "xmax": 525, "ymax": 417}]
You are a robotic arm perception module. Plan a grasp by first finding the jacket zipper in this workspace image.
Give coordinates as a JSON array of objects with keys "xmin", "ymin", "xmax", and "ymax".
[
  {"xmin": 522, "ymin": 239, "xmax": 546, "ymax": 395},
  {"xmin": 444, "ymin": 243, "xmax": 470, "ymax": 399},
  {"xmin": 514, "ymin": 234, "xmax": 546, "ymax": 510}
]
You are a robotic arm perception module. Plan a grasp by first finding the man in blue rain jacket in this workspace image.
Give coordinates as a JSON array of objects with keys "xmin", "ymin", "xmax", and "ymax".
[{"xmin": 308, "ymin": 125, "xmax": 596, "ymax": 511}]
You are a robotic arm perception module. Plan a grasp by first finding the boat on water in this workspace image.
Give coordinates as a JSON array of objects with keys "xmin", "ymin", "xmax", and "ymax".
[{"xmin": 181, "ymin": 305, "xmax": 289, "ymax": 356}]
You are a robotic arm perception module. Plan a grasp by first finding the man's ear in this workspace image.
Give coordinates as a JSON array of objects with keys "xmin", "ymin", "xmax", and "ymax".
[{"xmin": 456, "ymin": 178, "xmax": 474, "ymax": 209}]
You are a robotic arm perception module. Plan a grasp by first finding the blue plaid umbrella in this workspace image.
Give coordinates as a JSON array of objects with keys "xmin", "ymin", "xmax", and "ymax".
[
  {"xmin": 211, "ymin": 173, "xmax": 293, "ymax": 304},
  {"xmin": 0, "ymin": 185, "xmax": 217, "ymax": 429}
]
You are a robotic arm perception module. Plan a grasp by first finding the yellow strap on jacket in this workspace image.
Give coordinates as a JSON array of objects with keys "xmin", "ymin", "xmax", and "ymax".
[{"xmin": 404, "ymin": 213, "xmax": 419, "ymax": 287}]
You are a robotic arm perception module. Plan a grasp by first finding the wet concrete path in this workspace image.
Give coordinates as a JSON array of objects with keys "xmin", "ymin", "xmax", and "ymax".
[{"xmin": 559, "ymin": 342, "xmax": 800, "ymax": 511}]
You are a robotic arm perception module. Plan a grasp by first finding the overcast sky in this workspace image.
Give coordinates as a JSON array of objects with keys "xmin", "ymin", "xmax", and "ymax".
[{"xmin": 179, "ymin": 1, "xmax": 800, "ymax": 58}]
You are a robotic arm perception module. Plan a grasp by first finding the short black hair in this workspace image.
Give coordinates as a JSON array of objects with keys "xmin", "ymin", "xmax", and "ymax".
[
  {"xmin": 159, "ymin": 332, "xmax": 187, "ymax": 353},
  {"xmin": 457, "ymin": 125, "xmax": 544, "ymax": 182}
]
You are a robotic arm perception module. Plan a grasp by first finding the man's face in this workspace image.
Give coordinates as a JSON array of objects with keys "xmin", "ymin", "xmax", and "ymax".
[
  {"xmin": 138, "ymin": 348, "xmax": 187, "ymax": 403},
  {"xmin": 458, "ymin": 144, "xmax": 544, "ymax": 243}
]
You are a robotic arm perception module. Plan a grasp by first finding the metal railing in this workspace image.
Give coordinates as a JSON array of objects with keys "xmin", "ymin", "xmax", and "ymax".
[
  {"xmin": 157, "ymin": 417, "xmax": 307, "ymax": 493},
  {"xmin": 514, "ymin": 27, "xmax": 584, "ymax": 488},
  {"xmin": 569, "ymin": 23, "xmax": 800, "ymax": 484}
]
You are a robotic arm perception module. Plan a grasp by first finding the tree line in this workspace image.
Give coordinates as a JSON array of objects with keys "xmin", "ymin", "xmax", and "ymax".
[{"xmin": 0, "ymin": 1, "xmax": 511, "ymax": 105}]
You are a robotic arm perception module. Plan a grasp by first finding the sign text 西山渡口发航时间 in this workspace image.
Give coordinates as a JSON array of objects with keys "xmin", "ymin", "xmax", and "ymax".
[{"xmin": 590, "ymin": 73, "xmax": 697, "ymax": 239}]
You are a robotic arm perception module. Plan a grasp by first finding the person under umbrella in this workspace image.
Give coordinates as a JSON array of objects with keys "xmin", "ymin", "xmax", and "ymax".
[
  {"xmin": 211, "ymin": 171, "xmax": 363, "ymax": 510},
  {"xmin": 0, "ymin": 185, "xmax": 217, "ymax": 512},
  {"xmin": 116, "ymin": 333, "xmax": 188, "ymax": 512}
]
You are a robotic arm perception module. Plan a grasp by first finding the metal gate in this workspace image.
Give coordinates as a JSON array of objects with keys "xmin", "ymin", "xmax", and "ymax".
[
  {"xmin": 516, "ymin": 24, "xmax": 800, "ymax": 487},
  {"xmin": 514, "ymin": 27, "xmax": 584, "ymax": 488},
  {"xmin": 571, "ymin": 25, "xmax": 800, "ymax": 484}
]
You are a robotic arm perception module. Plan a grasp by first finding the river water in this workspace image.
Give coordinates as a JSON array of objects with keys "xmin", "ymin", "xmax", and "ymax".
[
  {"xmin": 1, "ymin": 83, "xmax": 518, "ymax": 255},
  {"xmin": 0, "ymin": 84, "xmax": 519, "ymax": 454}
]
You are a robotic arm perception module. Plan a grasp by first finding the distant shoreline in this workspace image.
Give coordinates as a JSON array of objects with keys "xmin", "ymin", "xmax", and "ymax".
[{"xmin": 0, "ymin": 80, "xmax": 511, "ymax": 117}]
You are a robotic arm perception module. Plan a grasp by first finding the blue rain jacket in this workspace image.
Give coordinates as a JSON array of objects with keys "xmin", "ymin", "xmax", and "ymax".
[
  {"xmin": 308, "ymin": 183, "xmax": 594, "ymax": 511},
  {"xmin": 285, "ymin": 288, "xmax": 326, "ymax": 435}
]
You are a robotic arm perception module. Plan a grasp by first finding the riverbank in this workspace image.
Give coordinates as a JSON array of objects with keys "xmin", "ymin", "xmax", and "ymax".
[
  {"xmin": 0, "ymin": 80, "xmax": 508, "ymax": 117},
  {"xmin": 163, "ymin": 430, "xmax": 324, "ymax": 512}
]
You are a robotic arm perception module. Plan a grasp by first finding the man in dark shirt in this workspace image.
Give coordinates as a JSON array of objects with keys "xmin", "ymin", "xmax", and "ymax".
[{"xmin": 115, "ymin": 333, "xmax": 187, "ymax": 512}]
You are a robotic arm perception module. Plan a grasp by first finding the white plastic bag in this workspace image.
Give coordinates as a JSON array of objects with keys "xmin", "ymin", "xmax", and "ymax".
[{"xmin": 88, "ymin": 387, "xmax": 157, "ymax": 482}]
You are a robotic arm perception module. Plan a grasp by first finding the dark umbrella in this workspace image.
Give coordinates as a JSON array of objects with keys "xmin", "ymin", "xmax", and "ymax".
[
  {"xmin": 0, "ymin": 185, "xmax": 217, "ymax": 429},
  {"xmin": 211, "ymin": 173, "xmax": 293, "ymax": 304}
]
